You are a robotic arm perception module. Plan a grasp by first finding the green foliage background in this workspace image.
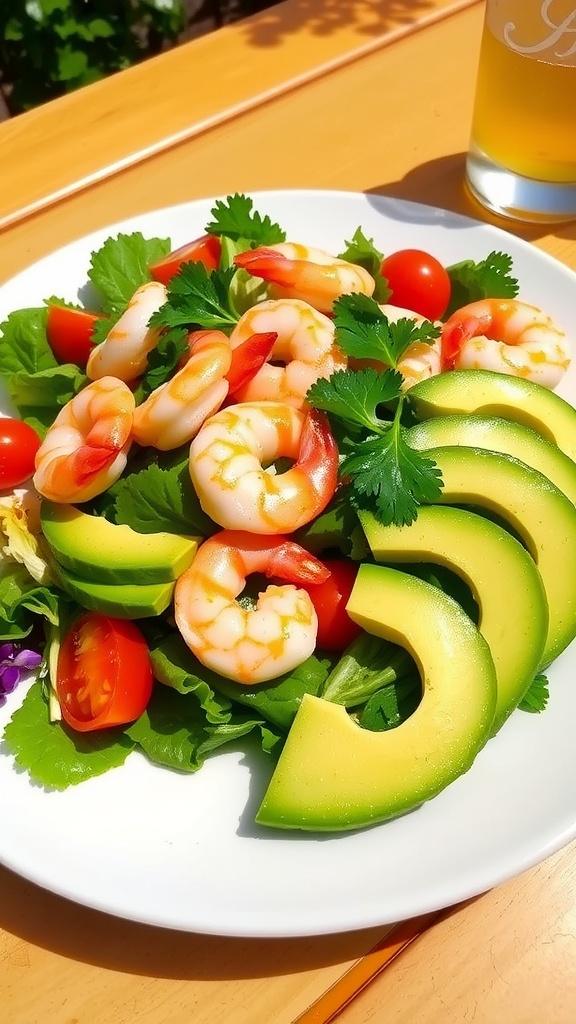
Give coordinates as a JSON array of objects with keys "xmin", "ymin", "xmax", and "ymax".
[{"xmin": 0, "ymin": 0, "xmax": 186, "ymax": 114}]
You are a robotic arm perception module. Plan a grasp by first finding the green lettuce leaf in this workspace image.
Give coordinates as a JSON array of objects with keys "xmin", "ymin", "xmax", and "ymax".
[
  {"xmin": 109, "ymin": 449, "xmax": 217, "ymax": 536},
  {"xmin": 0, "ymin": 308, "xmax": 55, "ymax": 377},
  {"xmin": 8, "ymin": 364, "xmax": 88, "ymax": 435},
  {"xmin": 0, "ymin": 563, "xmax": 62, "ymax": 641},
  {"xmin": 2, "ymin": 683, "xmax": 135, "ymax": 789},
  {"xmin": 126, "ymin": 684, "xmax": 282, "ymax": 773},
  {"xmin": 88, "ymin": 232, "xmax": 171, "ymax": 316}
]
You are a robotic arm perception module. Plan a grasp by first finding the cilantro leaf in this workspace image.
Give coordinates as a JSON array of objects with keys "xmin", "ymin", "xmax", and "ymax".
[
  {"xmin": 133, "ymin": 328, "xmax": 188, "ymax": 403},
  {"xmin": 333, "ymin": 294, "xmax": 439, "ymax": 366},
  {"xmin": 445, "ymin": 250, "xmax": 519, "ymax": 317},
  {"xmin": 341, "ymin": 421, "xmax": 443, "ymax": 526},
  {"xmin": 205, "ymin": 193, "xmax": 286, "ymax": 245},
  {"xmin": 149, "ymin": 262, "xmax": 238, "ymax": 331},
  {"xmin": 338, "ymin": 227, "xmax": 390, "ymax": 302},
  {"xmin": 2, "ymin": 682, "xmax": 135, "ymax": 790},
  {"xmin": 308, "ymin": 367, "xmax": 403, "ymax": 433},
  {"xmin": 88, "ymin": 232, "xmax": 171, "ymax": 316},
  {"xmin": 519, "ymin": 672, "xmax": 549, "ymax": 713}
]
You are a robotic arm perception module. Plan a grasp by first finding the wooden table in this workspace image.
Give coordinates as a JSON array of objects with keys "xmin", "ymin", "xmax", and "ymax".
[{"xmin": 2, "ymin": 2, "xmax": 576, "ymax": 1021}]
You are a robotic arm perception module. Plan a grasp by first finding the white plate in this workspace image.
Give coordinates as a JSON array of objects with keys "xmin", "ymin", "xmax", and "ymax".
[{"xmin": 1, "ymin": 190, "xmax": 576, "ymax": 938}]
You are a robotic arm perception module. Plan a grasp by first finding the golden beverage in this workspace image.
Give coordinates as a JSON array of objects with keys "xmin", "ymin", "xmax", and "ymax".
[
  {"xmin": 471, "ymin": 23, "xmax": 576, "ymax": 183},
  {"xmin": 465, "ymin": 0, "xmax": 576, "ymax": 220}
]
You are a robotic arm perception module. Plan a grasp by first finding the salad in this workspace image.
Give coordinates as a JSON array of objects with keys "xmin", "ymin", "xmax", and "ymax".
[{"xmin": 0, "ymin": 192, "xmax": 574, "ymax": 834}]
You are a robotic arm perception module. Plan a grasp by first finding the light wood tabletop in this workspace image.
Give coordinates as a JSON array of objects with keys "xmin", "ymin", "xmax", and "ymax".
[{"xmin": 2, "ymin": 1, "xmax": 576, "ymax": 1022}]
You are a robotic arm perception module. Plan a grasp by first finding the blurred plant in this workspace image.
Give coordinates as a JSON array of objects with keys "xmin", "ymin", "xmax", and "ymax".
[{"xmin": 0, "ymin": 0, "xmax": 185, "ymax": 115}]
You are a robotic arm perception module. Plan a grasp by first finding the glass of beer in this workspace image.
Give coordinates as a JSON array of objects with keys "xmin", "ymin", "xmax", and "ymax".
[{"xmin": 465, "ymin": 0, "xmax": 576, "ymax": 222}]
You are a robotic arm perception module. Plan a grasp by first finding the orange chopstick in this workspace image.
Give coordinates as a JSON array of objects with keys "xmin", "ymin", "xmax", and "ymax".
[{"xmin": 294, "ymin": 912, "xmax": 440, "ymax": 1024}]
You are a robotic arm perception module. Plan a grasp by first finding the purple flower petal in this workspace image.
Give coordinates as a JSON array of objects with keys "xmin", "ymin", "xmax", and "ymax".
[
  {"xmin": 0, "ymin": 666, "xmax": 20, "ymax": 691},
  {"xmin": 13, "ymin": 649, "xmax": 43, "ymax": 670}
]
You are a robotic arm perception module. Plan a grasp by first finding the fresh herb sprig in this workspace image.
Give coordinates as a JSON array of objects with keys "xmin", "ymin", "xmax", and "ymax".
[
  {"xmin": 338, "ymin": 228, "xmax": 390, "ymax": 302},
  {"xmin": 205, "ymin": 193, "xmax": 286, "ymax": 245},
  {"xmin": 149, "ymin": 262, "xmax": 238, "ymax": 332},
  {"xmin": 307, "ymin": 296, "xmax": 443, "ymax": 527},
  {"xmin": 445, "ymin": 250, "xmax": 519, "ymax": 317}
]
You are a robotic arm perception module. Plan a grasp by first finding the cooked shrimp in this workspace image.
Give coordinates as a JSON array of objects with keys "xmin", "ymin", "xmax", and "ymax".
[
  {"xmin": 442, "ymin": 298, "xmax": 571, "ymax": 389},
  {"xmin": 131, "ymin": 330, "xmax": 232, "ymax": 450},
  {"xmin": 174, "ymin": 530, "xmax": 330, "ymax": 683},
  {"xmin": 228, "ymin": 299, "xmax": 347, "ymax": 408},
  {"xmin": 189, "ymin": 402, "xmax": 338, "ymax": 534},
  {"xmin": 86, "ymin": 281, "xmax": 167, "ymax": 383},
  {"xmin": 33, "ymin": 377, "xmax": 135, "ymax": 503},
  {"xmin": 380, "ymin": 303, "xmax": 443, "ymax": 390},
  {"xmin": 234, "ymin": 243, "xmax": 375, "ymax": 314}
]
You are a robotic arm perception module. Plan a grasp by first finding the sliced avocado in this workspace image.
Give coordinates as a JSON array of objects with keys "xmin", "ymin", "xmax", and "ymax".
[
  {"xmin": 41, "ymin": 501, "xmax": 199, "ymax": 584},
  {"xmin": 408, "ymin": 370, "xmax": 576, "ymax": 462},
  {"xmin": 425, "ymin": 446, "xmax": 576, "ymax": 665},
  {"xmin": 56, "ymin": 565, "xmax": 174, "ymax": 618},
  {"xmin": 256, "ymin": 564, "xmax": 497, "ymax": 831},
  {"xmin": 359, "ymin": 507, "xmax": 548, "ymax": 733},
  {"xmin": 407, "ymin": 415, "xmax": 576, "ymax": 507}
]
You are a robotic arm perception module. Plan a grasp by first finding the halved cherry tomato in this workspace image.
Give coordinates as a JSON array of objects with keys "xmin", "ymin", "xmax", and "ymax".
[
  {"xmin": 150, "ymin": 234, "xmax": 222, "ymax": 285},
  {"xmin": 56, "ymin": 613, "xmax": 153, "ymax": 733},
  {"xmin": 300, "ymin": 558, "xmax": 363, "ymax": 652},
  {"xmin": 380, "ymin": 249, "xmax": 451, "ymax": 322},
  {"xmin": 0, "ymin": 418, "xmax": 42, "ymax": 490},
  {"xmin": 46, "ymin": 305, "xmax": 104, "ymax": 368}
]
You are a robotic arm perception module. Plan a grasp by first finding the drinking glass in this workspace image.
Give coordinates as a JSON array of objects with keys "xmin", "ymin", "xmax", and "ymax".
[{"xmin": 465, "ymin": 0, "xmax": 576, "ymax": 222}]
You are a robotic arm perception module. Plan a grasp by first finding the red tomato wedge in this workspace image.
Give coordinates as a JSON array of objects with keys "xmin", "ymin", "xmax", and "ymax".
[
  {"xmin": 0, "ymin": 418, "xmax": 42, "ymax": 490},
  {"xmin": 46, "ymin": 305, "xmax": 104, "ymax": 368},
  {"xmin": 150, "ymin": 234, "xmax": 221, "ymax": 285},
  {"xmin": 380, "ymin": 249, "xmax": 451, "ymax": 322},
  {"xmin": 300, "ymin": 558, "xmax": 363, "ymax": 651},
  {"xmin": 56, "ymin": 613, "xmax": 153, "ymax": 733}
]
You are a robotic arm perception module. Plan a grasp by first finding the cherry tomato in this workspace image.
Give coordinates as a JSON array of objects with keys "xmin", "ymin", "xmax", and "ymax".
[
  {"xmin": 56, "ymin": 613, "xmax": 153, "ymax": 733},
  {"xmin": 150, "ymin": 234, "xmax": 222, "ymax": 285},
  {"xmin": 380, "ymin": 249, "xmax": 451, "ymax": 321},
  {"xmin": 0, "ymin": 418, "xmax": 41, "ymax": 490},
  {"xmin": 301, "ymin": 558, "xmax": 363, "ymax": 652},
  {"xmin": 46, "ymin": 305, "xmax": 103, "ymax": 368}
]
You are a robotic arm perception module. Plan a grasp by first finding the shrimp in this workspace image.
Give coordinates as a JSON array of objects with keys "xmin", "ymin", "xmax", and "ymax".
[
  {"xmin": 189, "ymin": 402, "xmax": 339, "ymax": 534},
  {"xmin": 442, "ymin": 298, "xmax": 571, "ymax": 389},
  {"xmin": 131, "ymin": 330, "xmax": 232, "ymax": 450},
  {"xmin": 228, "ymin": 299, "xmax": 347, "ymax": 408},
  {"xmin": 33, "ymin": 377, "xmax": 135, "ymax": 503},
  {"xmin": 86, "ymin": 281, "xmax": 167, "ymax": 383},
  {"xmin": 234, "ymin": 243, "xmax": 375, "ymax": 314},
  {"xmin": 174, "ymin": 529, "xmax": 330, "ymax": 683},
  {"xmin": 380, "ymin": 303, "xmax": 443, "ymax": 390}
]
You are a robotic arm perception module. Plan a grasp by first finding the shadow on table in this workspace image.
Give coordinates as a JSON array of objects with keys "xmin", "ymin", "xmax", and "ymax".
[
  {"xmin": 365, "ymin": 152, "xmax": 576, "ymax": 246},
  {"xmin": 0, "ymin": 865, "xmax": 391, "ymax": 980},
  {"xmin": 239, "ymin": 0, "xmax": 439, "ymax": 46}
]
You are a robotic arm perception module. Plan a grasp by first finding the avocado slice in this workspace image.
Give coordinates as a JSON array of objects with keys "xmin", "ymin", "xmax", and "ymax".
[
  {"xmin": 56, "ymin": 566, "xmax": 175, "ymax": 619},
  {"xmin": 359, "ymin": 507, "xmax": 548, "ymax": 733},
  {"xmin": 256, "ymin": 564, "xmax": 497, "ymax": 831},
  {"xmin": 407, "ymin": 370, "xmax": 576, "ymax": 462},
  {"xmin": 425, "ymin": 446, "xmax": 576, "ymax": 665},
  {"xmin": 407, "ymin": 415, "xmax": 576, "ymax": 507},
  {"xmin": 41, "ymin": 501, "xmax": 199, "ymax": 584}
]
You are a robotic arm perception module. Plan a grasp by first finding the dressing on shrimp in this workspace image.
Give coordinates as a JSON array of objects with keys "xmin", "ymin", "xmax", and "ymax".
[
  {"xmin": 174, "ymin": 530, "xmax": 329, "ymax": 683},
  {"xmin": 229, "ymin": 298, "xmax": 347, "ymax": 409},
  {"xmin": 189, "ymin": 402, "xmax": 338, "ymax": 534}
]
